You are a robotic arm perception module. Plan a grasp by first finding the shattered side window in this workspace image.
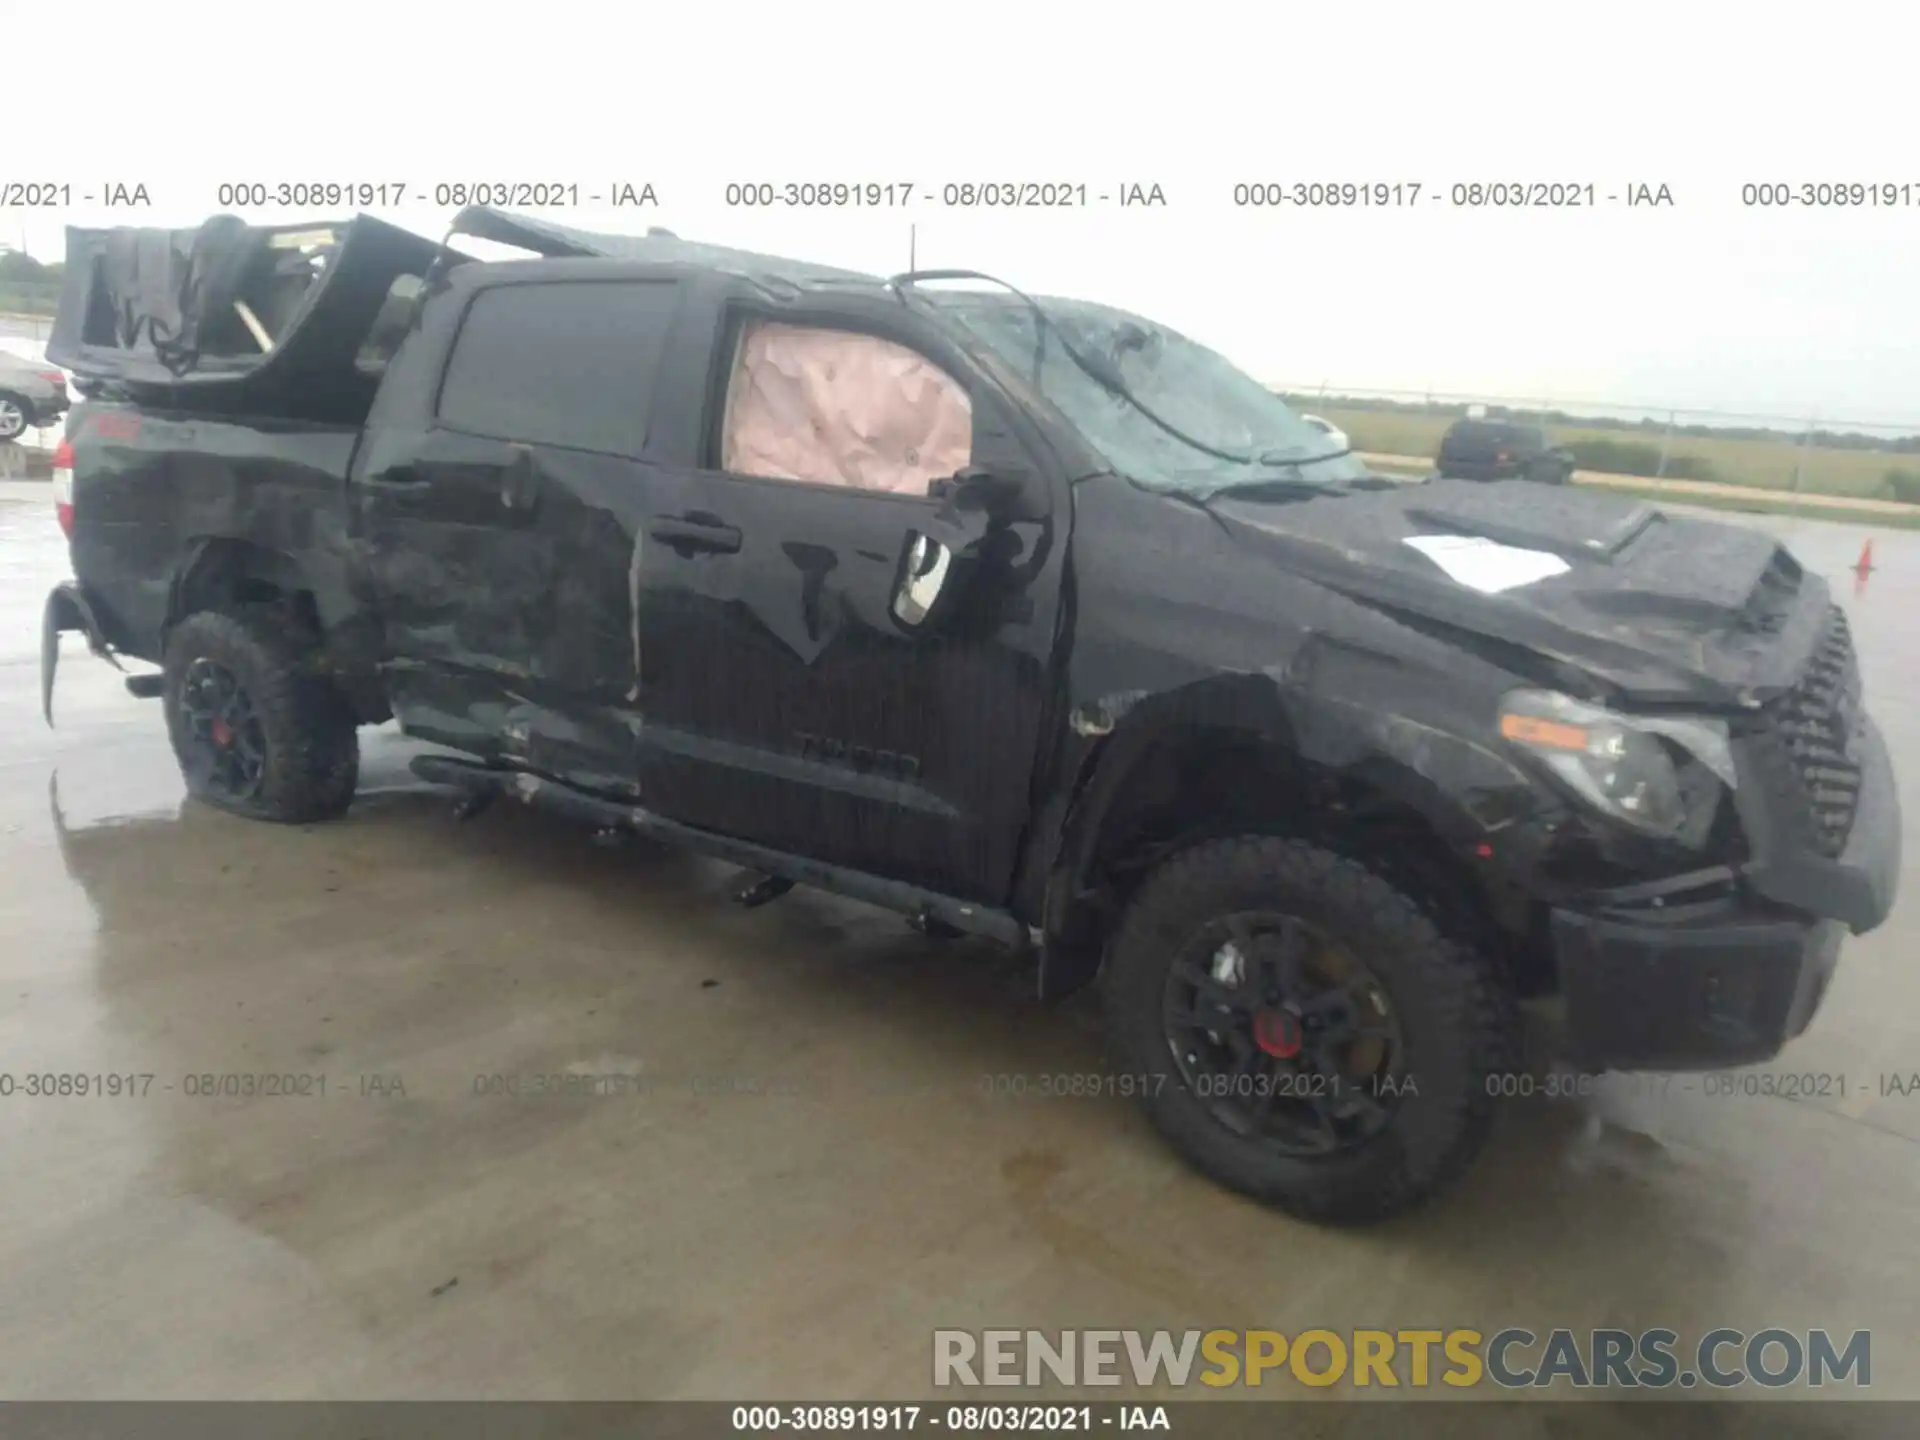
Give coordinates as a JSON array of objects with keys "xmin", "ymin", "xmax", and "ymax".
[{"xmin": 720, "ymin": 320, "xmax": 972, "ymax": 495}]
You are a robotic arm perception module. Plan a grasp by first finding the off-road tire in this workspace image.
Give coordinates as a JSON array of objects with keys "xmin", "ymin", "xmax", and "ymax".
[
  {"xmin": 1101, "ymin": 834, "xmax": 1515, "ymax": 1225},
  {"xmin": 162, "ymin": 607, "xmax": 360, "ymax": 823}
]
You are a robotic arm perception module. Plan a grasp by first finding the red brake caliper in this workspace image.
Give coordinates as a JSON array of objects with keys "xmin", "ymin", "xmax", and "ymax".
[{"xmin": 1253, "ymin": 1010, "xmax": 1302, "ymax": 1059}]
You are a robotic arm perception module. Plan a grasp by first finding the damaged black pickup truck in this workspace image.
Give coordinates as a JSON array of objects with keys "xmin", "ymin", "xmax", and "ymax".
[{"xmin": 41, "ymin": 208, "xmax": 1902, "ymax": 1223}]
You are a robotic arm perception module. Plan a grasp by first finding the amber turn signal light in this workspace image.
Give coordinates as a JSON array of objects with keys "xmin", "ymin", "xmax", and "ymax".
[{"xmin": 1499, "ymin": 713, "xmax": 1591, "ymax": 751}]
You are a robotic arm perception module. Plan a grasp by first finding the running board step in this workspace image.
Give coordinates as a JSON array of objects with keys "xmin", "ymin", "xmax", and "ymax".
[
  {"xmin": 732, "ymin": 872, "xmax": 795, "ymax": 908},
  {"xmin": 408, "ymin": 755, "xmax": 1026, "ymax": 948}
]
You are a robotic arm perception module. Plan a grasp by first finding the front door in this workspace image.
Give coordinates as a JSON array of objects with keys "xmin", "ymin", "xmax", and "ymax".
[{"xmin": 635, "ymin": 305, "xmax": 1068, "ymax": 903}]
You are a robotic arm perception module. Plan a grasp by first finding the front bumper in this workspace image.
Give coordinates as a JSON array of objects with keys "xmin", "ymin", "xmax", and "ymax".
[
  {"xmin": 1551, "ymin": 718, "xmax": 1901, "ymax": 1071},
  {"xmin": 1554, "ymin": 903, "xmax": 1845, "ymax": 1071}
]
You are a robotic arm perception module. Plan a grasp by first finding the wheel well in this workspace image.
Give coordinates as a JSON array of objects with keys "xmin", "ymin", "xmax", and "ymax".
[
  {"xmin": 164, "ymin": 540, "xmax": 389, "ymax": 725},
  {"xmin": 1063, "ymin": 727, "xmax": 1550, "ymax": 996},
  {"xmin": 170, "ymin": 540, "xmax": 321, "ymax": 635}
]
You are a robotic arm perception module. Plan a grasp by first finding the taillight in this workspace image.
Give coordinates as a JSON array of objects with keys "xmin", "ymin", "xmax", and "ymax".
[
  {"xmin": 53, "ymin": 439, "xmax": 74, "ymax": 538},
  {"xmin": 41, "ymin": 370, "xmax": 67, "ymax": 389},
  {"xmin": 1496, "ymin": 450, "xmax": 1511, "ymax": 463}
]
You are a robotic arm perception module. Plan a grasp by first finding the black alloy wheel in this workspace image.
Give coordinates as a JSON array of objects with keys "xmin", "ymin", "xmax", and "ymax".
[
  {"xmin": 1162, "ymin": 910, "xmax": 1405, "ymax": 1155},
  {"xmin": 175, "ymin": 657, "xmax": 269, "ymax": 803}
]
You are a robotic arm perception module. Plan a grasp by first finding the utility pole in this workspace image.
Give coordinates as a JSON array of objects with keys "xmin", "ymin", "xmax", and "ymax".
[{"xmin": 1656, "ymin": 411, "xmax": 1675, "ymax": 479}]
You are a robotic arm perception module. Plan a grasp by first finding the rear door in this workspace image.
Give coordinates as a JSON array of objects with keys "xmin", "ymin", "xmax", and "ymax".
[
  {"xmin": 632, "ymin": 287, "xmax": 1070, "ymax": 902},
  {"xmin": 353, "ymin": 266, "xmax": 699, "ymax": 793}
]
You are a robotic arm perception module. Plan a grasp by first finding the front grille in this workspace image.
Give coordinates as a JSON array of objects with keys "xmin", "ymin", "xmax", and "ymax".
[{"xmin": 1751, "ymin": 604, "xmax": 1863, "ymax": 858}]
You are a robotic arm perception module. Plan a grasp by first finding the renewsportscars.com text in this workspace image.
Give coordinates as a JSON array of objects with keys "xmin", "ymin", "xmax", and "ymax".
[{"xmin": 933, "ymin": 1328, "xmax": 1871, "ymax": 1390}]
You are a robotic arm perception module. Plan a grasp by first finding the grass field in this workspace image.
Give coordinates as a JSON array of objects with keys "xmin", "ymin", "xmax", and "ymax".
[{"xmin": 1313, "ymin": 405, "xmax": 1916, "ymax": 501}]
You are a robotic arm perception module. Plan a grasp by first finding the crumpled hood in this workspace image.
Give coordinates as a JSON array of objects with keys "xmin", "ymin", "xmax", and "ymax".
[{"xmin": 1209, "ymin": 478, "xmax": 1825, "ymax": 707}]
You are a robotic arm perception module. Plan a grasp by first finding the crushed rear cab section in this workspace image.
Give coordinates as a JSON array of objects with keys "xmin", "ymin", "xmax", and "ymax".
[{"xmin": 47, "ymin": 214, "xmax": 442, "ymax": 422}]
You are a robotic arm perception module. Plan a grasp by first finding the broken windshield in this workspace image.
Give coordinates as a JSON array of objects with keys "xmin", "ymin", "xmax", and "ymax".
[{"xmin": 919, "ymin": 292, "xmax": 1371, "ymax": 497}]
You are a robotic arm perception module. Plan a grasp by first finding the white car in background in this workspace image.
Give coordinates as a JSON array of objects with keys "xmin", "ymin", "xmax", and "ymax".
[
  {"xmin": 1299, "ymin": 413, "xmax": 1349, "ymax": 451},
  {"xmin": 0, "ymin": 344, "xmax": 68, "ymax": 443}
]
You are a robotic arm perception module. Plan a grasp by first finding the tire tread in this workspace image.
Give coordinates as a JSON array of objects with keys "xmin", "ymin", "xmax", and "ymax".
[
  {"xmin": 162, "ymin": 605, "xmax": 359, "ymax": 824},
  {"xmin": 1101, "ymin": 833, "xmax": 1515, "ymax": 1224}
]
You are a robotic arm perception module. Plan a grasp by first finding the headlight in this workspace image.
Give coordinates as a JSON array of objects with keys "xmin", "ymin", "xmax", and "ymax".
[{"xmin": 1498, "ymin": 690, "xmax": 1735, "ymax": 843}]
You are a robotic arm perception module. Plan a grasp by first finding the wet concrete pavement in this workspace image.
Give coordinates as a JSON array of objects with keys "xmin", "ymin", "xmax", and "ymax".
[{"xmin": 3, "ymin": 484, "xmax": 1919, "ymax": 1409}]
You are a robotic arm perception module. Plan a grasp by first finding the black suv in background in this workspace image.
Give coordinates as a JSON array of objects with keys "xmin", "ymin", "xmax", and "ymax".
[{"xmin": 1437, "ymin": 418, "xmax": 1575, "ymax": 484}]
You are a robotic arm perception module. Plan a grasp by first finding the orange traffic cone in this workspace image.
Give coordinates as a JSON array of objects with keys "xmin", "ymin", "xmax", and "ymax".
[{"xmin": 1854, "ymin": 539, "xmax": 1875, "ymax": 578}]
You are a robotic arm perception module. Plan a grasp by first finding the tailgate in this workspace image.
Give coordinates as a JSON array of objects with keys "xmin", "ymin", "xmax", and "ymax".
[{"xmin": 1441, "ymin": 426, "xmax": 1507, "ymax": 462}]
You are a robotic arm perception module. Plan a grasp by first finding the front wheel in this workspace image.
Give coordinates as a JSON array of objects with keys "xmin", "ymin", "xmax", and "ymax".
[
  {"xmin": 162, "ymin": 607, "xmax": 360, "ymax": 823},
  {"xmin": 1101, "ymin": 835, "xmax": 1514, "ymax": 1224}
]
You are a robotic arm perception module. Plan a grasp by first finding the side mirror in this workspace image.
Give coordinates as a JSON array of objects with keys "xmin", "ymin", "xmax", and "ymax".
[
  {"xmin": 891, "ymin": 466, "xmax": 1036, "ymax": 630},
  {"xmin": 930, "ymin": 465, "xmax": 1042, "ymax": 519},
  {"xmin": 891, "ymin": 532, "xmax": 958, "ymax": 628}
]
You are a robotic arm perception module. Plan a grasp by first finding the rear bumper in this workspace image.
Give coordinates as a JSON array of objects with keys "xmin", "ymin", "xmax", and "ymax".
[
  {"xmin": 1552, "ymin": 718, "xmax": 1900, "ymax": 1071},
  {"xmin": 28, "ymin": 391, "xmax": 69, "ymax": 427},
  {"xmin": 42, "ymin": 581, "xmax": 122, "ymax": 725},
  {"xmin": 1437, "ymin": 460, "xmax": 1523, "ymax": 482}
]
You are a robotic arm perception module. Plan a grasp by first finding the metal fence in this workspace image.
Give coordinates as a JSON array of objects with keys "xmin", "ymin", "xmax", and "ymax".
[{"xmin": 1276, "ymin": 385, "xmax": 1920, "ymax": 503}]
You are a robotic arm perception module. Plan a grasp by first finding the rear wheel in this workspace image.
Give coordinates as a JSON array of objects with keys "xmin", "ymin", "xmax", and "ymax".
[
  {"xmin": 1101, "ymin": 835, "xmax": 1514, "ymax": 1224},
  {"xmin": 162, "ymin": 607, "xmax": 359, "ymax": 823},
  {"xmin": 0, "ymin": 394, "xmax": 28, "ymax": 442}
]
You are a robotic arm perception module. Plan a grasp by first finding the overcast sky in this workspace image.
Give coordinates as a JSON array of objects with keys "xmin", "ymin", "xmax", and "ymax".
[{"xmin": 11, "ymin": 0, "xmax": 1915, "ymax": 426}]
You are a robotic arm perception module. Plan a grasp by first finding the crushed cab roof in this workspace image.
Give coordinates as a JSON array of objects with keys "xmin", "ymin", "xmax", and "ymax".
[
  {"xmin": 450, "ymin": 205, "xmax": 885, "ymax": 291},
  {"xmin": 47, "ymin": 206, "xmax": 896, "ymax": 397}
]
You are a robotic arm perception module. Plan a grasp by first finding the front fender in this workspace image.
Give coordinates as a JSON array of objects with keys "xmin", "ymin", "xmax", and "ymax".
[{"xmin": 1035, "ymin": 667, "xmax": 1545, "ymax": 1000}]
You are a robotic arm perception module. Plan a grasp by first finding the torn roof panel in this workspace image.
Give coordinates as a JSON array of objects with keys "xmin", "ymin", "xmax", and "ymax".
[
  {"xmin": 448, "ymin": 205, "xmax": 883, "ymax": 290},
  {"xmin": 52, "ymin": 206, "xmax": 1034, "ymax": 404},
  {"xmin": 46, "ymin": 212, "xmax": 442, "ymax": 410}
]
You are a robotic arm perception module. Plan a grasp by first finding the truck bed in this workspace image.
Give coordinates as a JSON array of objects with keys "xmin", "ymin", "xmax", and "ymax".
[{"xmin": 63, "ymin": 401, "xmax": 362, "ymax": 663}]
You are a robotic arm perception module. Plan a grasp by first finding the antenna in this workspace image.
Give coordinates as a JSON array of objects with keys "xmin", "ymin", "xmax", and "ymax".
[{"xmin": 909, "ymin": 223, "xmax": 916, "ymax": 272}]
